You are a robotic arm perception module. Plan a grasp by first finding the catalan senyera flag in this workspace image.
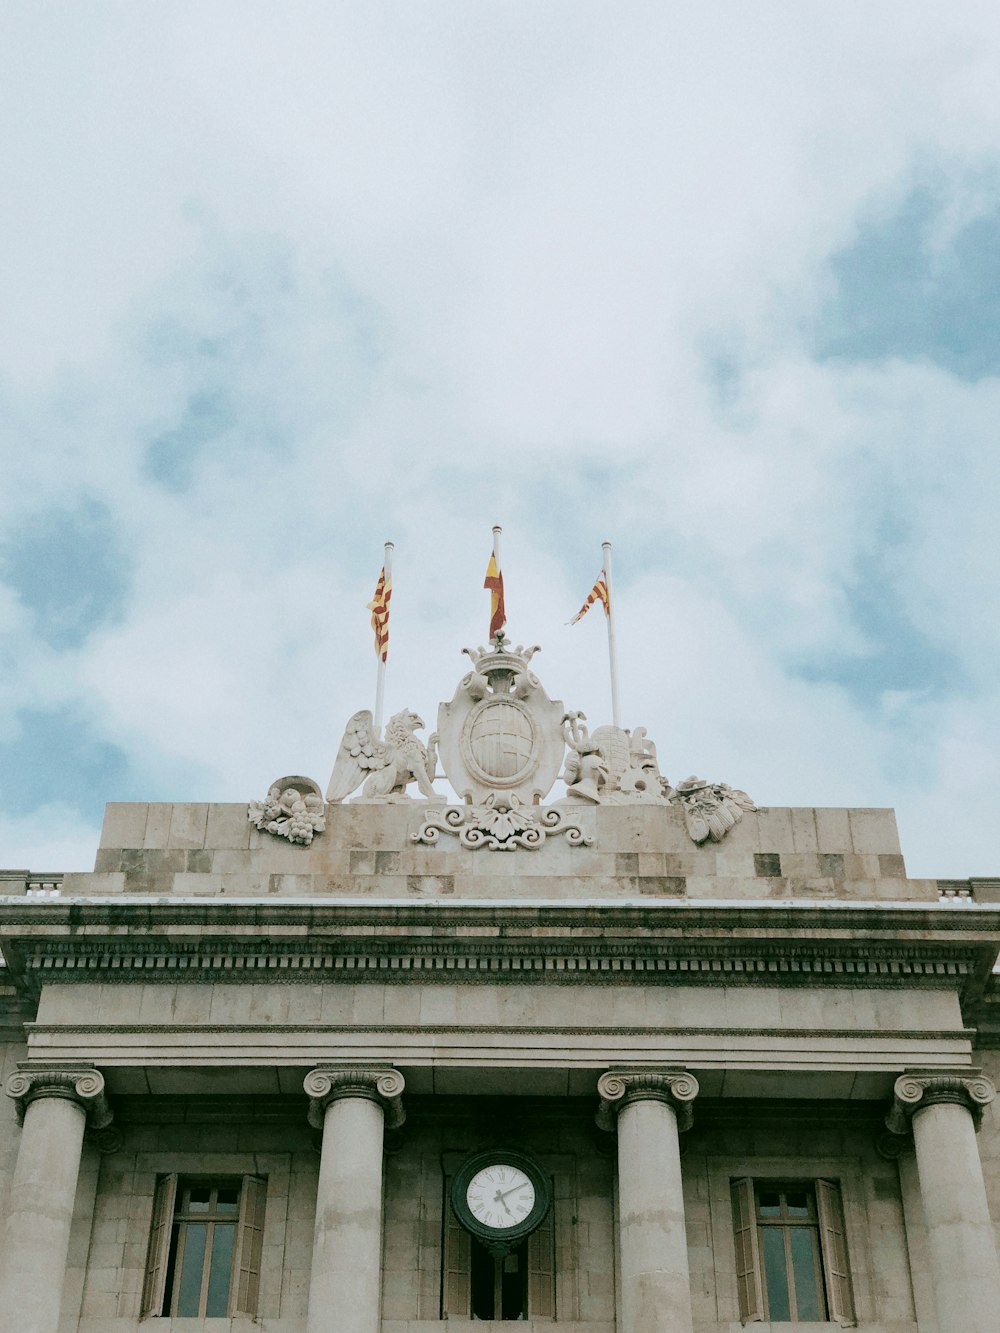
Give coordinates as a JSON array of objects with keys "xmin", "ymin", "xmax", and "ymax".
[
  {"xmin": 367, "ymin": 567, "xmax": 391, "ymax": 662},
  {"xmin": 484, "ymin": 553, "xmax": 506, "ymax": 639},
  {"xmin": 570, "ymin": 572, "xmax": 610, "ymax": 624}
]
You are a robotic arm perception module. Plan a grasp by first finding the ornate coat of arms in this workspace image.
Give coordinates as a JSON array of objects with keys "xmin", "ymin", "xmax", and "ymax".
[{"xmin": 436, "ymin": 640, "xmax": 567, "ymax": 806}]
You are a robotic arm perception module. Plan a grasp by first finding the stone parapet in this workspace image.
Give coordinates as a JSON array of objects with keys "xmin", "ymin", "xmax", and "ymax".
[
  {"xmin": 596, "ymin": 1068, "xmax": 700, "ymax": 1132},
  {"xmin": 62, "ymin": 801, "xmax": 936, "ymax": 905}
]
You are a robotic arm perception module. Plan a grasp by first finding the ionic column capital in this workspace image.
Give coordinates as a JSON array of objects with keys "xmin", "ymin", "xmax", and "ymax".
[
  {"xmin": 596, "ymin": 1068, "xmax": 700, "ymax": 1133},
  {"xmin": 4, "ymin": 1063, "xmax": 113, "ymax": 1130},
  {"xmin": 885, "ymin": 1068, "xmax": 996, "ymax": 1136},
  {"xmin": 304, "ymin": 1065, "xmax": 406, "ymax": 1131}
]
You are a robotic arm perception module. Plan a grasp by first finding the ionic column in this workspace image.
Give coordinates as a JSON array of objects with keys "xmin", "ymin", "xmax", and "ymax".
[
  {"xmin": 886, "ymin": 1069, "xmax": 1000, "ymax": 1333},
  {"xmin": 304, "ymin": 1065, "xmax": 405, "ymax": 1333},
  {"xmin": 0, "ymin": 1065, "xmax": 113, "ymax": 1333},
  {"xmin": 597, "ymin": 1068, "xmax": 699, "ymax": 1333}
]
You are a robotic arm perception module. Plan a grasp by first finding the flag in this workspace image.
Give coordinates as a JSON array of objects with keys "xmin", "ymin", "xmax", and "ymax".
[
  {"xmin": 368, "ymin": 567, "xmax": 391, "ymax": 662},
  {"xmin": 570, "ymin": 572, "xmax": 610, "ymax": 624},
  {"xmin": 484, "ymin": 553, "xmax": 506, "ymax": 639}
]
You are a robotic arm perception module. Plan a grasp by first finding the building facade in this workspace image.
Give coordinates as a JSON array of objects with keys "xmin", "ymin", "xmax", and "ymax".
[{"xmin": 1, "ymin": 643, "xmax": 999, "ymax": 1332}]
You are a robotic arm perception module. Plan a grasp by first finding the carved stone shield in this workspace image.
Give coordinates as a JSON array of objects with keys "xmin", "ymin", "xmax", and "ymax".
[{"xmin": 436, "ymin": 650, "xmax": 566, "ymax": 804}]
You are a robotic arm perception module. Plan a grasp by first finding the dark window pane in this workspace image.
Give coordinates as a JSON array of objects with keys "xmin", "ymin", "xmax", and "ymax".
[
  {"xmin": 758, "ymin": 1191, "xmax": 781, "ymax": 1217},
  {"xmin": 762, "ymin": 1228, "xmax": 790, "ymax": 1321},
  {"xmin": 790, "ymin": 1228, "xmax": 824, "ymax": 1321},
  {"xmin": 188, "ymin": 1188, "xmax": 211, "ymax": 1213},
  {"xmin": 785, "ymin": 1191, "xmax": 811, "ymax": 1217},
  {"xmin": 216, "ymin": 1189, "xmax": 239, "ymax": 1214},
  {"xmin": 176, "ymin": 1223, "xmax": 207, "ymax": 1315},
  {"xmin": 206, "ymin": 1223, "xmax": 236, "ymax": 1316}
]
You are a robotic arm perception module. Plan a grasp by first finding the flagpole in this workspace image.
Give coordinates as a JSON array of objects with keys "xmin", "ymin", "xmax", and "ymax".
[
  {"xmin": 373, "ymin": 540, "xmax": 393, "ymax": 735},
  {"xmin": 492, "ymin": 525, "xmax": 502, "ymax": 643},
  {"xmin": 602, "ymin": 540, "xmax": 621, "ymax": 728}
]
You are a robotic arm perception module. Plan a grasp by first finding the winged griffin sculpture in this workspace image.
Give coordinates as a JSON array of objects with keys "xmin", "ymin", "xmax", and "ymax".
[{"xmin": 326, "ymin": 709, "xmax": 439, "ymax": 803}]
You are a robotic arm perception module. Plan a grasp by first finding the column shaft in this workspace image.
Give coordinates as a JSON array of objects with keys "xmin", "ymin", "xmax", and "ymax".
[
  {"xmin": 307, "ymin": 1094, "xmax": 385, "ymax": 1333},
  {"xmin": 911, "ymin": 1100, "xmax": 1000, "ymax": 1333},
  {"xmin": 617, "ymin": 1096, "xmax": 694, "ymax": 1333},
  {"xmin": 0, "ymin": 1095, "xmax": 88, "ymax": 1333}
]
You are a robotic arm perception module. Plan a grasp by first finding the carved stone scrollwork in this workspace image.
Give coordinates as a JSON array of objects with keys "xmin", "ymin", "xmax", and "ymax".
[
  {"xmin": 304, "ymin": 1065, "xmax": 406, "ymax": 1131},
  {"xmin": 884, "ymin": 1068, "xmax": 997, "ymax": 1139},
  {"xmin": 5, "ymin": 1064, "xmax": 114, "ymax": 1130},
  {"xmin": 413, "ymin": 794, "xmax": 592, "ymax": 851},
  {"xmin": 596, "ymin": 1068, "xmax": 700, "ymax": 1133}
]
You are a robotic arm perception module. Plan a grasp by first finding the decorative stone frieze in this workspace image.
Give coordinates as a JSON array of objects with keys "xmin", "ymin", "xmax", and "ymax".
[
  {"xmin": 413, "ymin": 795, "xmax": 592, "ymax": 851},
  {"xmin": 304, "ymin": 1065, "xmax": 406, "ymax": 1130},
  {"xmin": 5, "ymin": 1064, "xmax": 113, "ymax": 1130},
  {"xmin": 596, "ymin": 1068, "xmax": 700, "ymax": 1133},
  {"xmin": 885, "ymin": 1068, "xmax": 996, "ymax": 1136}
]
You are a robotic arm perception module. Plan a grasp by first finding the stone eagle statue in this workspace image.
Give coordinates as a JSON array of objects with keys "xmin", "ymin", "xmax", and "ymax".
[{"xmin": 326, "ymin": 709, "xmax": 439, "ymax": 803}]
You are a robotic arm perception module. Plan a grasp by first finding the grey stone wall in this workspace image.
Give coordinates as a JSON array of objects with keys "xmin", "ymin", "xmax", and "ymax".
[{"xmin": 76, "ymin": 802, "xmax": 936, "ymax": 904}]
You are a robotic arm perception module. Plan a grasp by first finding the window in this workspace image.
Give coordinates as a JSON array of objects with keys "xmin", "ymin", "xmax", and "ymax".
[
  {"xmin": 731, "ymin": 1178, "xmax": 855, "ymax": 1326},
  {"xmin": 141, "ymin": 1175, "xmax": 266, "ymax": 1320},
  {"xmin": 442, "ymin": 1176, "xmax": 555, "ymax": 1320}
]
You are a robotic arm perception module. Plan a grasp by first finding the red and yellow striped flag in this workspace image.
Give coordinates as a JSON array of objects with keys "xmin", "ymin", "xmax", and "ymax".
[
  {"xmin": 570, "ymin": 572, "xmax": 610, "ymax": 624},
  {"xmin": 484, "ymin": 553, "xmax": 506, "ymax": 640},
  {"xmin": 368, "ymin": 567, "xmax": 391, "ymax": 662}
]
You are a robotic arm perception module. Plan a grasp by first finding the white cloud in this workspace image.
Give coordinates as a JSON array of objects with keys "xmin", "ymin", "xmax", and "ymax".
[{"xmin": 3, "ymin": 5, "xmax": 1000, "ymax": 878}]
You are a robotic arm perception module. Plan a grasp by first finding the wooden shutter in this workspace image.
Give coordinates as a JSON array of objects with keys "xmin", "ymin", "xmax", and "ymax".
[
  {"xmin": 140, "ymin": 1173, "xmax": 177, "ymax": 1318},
  {"xmin": 526, "ymin": 1193, "xmax": 556, "ymax": 1319},
  {"xmin": 441, "ymin": 1178, "xmax": 471, "ymax": 1318},
  {"xmin": 730, "ymin": 1178, "xmax": 765, "ymax": 1324},
  {"xmin": 816, "ymin": 1179, "xmax": 856, "ymax": 1327},
  {"xmin": 230, "ymin": 1175, "xmax": 267, "ymax": 1317}
]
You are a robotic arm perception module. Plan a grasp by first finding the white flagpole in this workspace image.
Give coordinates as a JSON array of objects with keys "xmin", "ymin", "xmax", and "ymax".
[
  {"xmin": 373, "ymin": 540, "xmax": 393, "ymax": 735},
  {"xmin": 602, "ymin": 540, "xmax": 622, "ymax": 729}
]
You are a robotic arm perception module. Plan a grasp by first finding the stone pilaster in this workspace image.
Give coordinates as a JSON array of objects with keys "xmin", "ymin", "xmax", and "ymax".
[
  {"xmin": 885, "ymin": 1069, "xmax": 1000, "ymax": 1333},
  {"xmin": 303, "ymin": 1066, "xmax": 405, "ymax": 1333},
  {"xmin": 597, "ymin": 1069, "xmax": 699, "ymax": 1333},
  {"xmin": 0, "ymin": 1065, "xmax": 113, "ymax": 1333}
]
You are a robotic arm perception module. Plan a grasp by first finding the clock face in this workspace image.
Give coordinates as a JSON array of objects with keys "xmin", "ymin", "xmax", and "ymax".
[
  {"xmin": 465, "ymin": 1163, "xmax": 536, "ymax": 1231},
  {"xmin": 451, "ymin": 1150, "xmax": 551, "ymax": 1248}
]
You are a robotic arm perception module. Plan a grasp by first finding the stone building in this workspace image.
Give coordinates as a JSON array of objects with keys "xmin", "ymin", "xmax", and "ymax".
[{"xmin": 0, "ymin": 639, "xmax": 999, "ymax": 1333}]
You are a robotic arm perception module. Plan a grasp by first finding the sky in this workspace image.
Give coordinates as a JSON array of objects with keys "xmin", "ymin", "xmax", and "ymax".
[{"xmin": 2, "ymin": 2, "xmax": 1000, "ymax": 878}]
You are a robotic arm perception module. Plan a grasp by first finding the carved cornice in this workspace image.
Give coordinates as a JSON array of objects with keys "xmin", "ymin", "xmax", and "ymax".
[
  {"xmin": 5, "ymin": 1063, "xmax": 113, "ymax": 1130},
  {"xmin": 885, "ymin": 1068, "xmax": 997, "ymax": 1136},
  {"xmin": 596, "ymin": 1068, "xmax": 700, "ymax": 1132},
  {"xmin": 304, "ymin": 1065, "xmax": 406, "ymax": 1131}
]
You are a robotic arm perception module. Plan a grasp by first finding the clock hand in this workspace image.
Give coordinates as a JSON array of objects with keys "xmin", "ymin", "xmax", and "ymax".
[
  {"xmin": 496, "ymin": 1183, "xmax": 532, "ymax": 1201},
  {"xmin": 492, "ymin": 1189, "xmax": 515, "ymax": 1217}
]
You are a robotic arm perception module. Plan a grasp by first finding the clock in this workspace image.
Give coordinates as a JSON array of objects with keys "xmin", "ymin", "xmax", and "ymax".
[{"xmin": 450, "ymin": 1149, "xmax": 551, "ymax": 1251}]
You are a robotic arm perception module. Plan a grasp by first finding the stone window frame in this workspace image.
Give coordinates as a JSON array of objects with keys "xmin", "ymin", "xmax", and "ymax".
[
  {"xmin": 707, "ymin": 1155, "xmax": 874, "ymax": 1328},
  {"xmin": 130, "ymin": 1152, "xmax": 290, "ymax": 1323}
]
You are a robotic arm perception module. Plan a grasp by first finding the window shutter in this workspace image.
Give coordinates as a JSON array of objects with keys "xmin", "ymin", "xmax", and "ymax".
[
  {"xmin": 527, "ymin": 1197, "xmax": 556, "ymax": 1318},
  {"xmin": 140, "ymin": 1173, "xmax": 178, "ymax": 1318},
  {"xmin": 730, "ymin": 1178, "xmax": 765, "ymax": 1324},
  {"xmin": 816, "ymin": 1179, "xmax": 856, "ymax": 1327},
  {"xmin": 230, "ymin": 1175, "xmax": 267, "ymax": 1317},
  {"xmin": 441, "ymin": 1179, "xmax": 471, "ymax": 1318}
]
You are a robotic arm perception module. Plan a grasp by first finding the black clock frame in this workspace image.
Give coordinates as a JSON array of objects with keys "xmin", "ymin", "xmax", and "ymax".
[{"xmin": 450, "ymin": 1149, "xmax": 552, "ymax": 1254}]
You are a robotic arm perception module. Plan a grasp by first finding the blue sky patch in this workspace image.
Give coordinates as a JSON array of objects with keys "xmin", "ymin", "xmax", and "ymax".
[
  {"xmin": 816, "ymin": 184, "xmax": 1000, "ymax": 379},
  {"xmin": 792, "ymin": 521, "xmax": 964, "ymax": 710},
  {"xmin": 0, "ymin": 705, "xmax": 134, "ymax": 818},
  {"xmin": 0, "ymin": 498, "xmax": 129, "ymax": 650}
]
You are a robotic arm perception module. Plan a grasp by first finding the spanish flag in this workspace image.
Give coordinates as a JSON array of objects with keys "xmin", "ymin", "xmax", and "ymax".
[
  {"xmin": 368, "ymin": 567, "xmax": 391, "ymax": 662},
  {"xmin": 570, "ymin": 573, "xmax": 610, "ymax": 624},
  {"xmin": 484, "ymin": 553, "xmax": 506, "ymax": 640}
]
